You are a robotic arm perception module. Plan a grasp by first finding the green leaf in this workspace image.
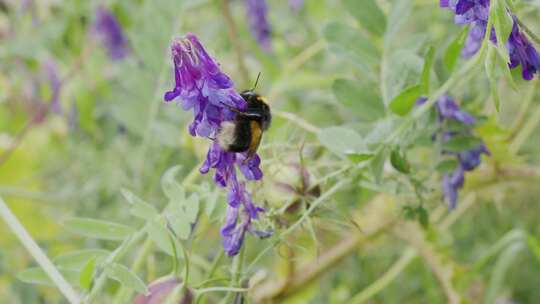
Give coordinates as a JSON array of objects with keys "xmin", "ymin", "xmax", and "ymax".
[
  {"xmin": 161, "ymin": 165, "xmax": 185, "ymax": 201},
  {"xmin": 79, "ymin": 257, "xmax": 96, "ymax": 291},
  {"xmin": 390, "ymin": 148, "xmax": 411, "ymax": 174},
  {"xmin": 388, "ymin": 84, "xmax": 423, "ymax": 116},
  {"xmin": 527, "ymin": 235, "xmax": 540, "ymax": 262},
  {"xmin": 436, "ymin": 159, "xmax": 460, "ymax": 173},
  {"xmin": 417, "ymin": 206, "xmax": 429, "ymax": 228},
  {"xmin": 485, "ymin": 45, "xmax": 501, "ymax": 111},
  {"xmin": 324, "ymin": 22, "xmax": 379, "ymax": 71},
  {"xmin": 483, "ymin": 243, "xmax": 524, "ymax": 304},
  {"xmin": 166, "ymin": 193, "xmax": 199, "ymax": 240},
  {"xmin": 121, "ymin": 188, "xmax": 159, "ymax": 220},
  {"xmin": 105, "ymin": 263, "xmax": 149, "ymax": 294},
  {"xmin": 17, "ymin": 267, "xmax": 80, "ymax": 287},
  {"xmin": 492, "ymin": 0, "xmax": 513, "ymax": 63},
  {"xmin": 420, "ymin": 46, "xmax": 435, "ymax": 94},
  {"xmin": 332, "ymin": 79, "xmax": 385, "ymax": 122},
  {"xmin": 63, "ymin": 217, "xmax": 135, "ymax": 241},
  {"xmin": 443, "ymin": 27, "xmax": 469, "ymax": 72},
  {"xmin": 53, "ymin": 249, "xmax": 109, "ymax": 270},
  {"xmin": 370, "ymin": 147, "xmax": 388, "ymax": 184},
  {"xmin": 441, "ymin": 136, "xmax": 483, "ymax": 152},
  {"xmin": 147, "ymin": 219, "xmax": 181, "ymax": 256},
  {"xmin": 342, "ymin": 0, "xmax": 386, "ymax": 36},
  {"xmin": 317, "ymin": 127, "xmax": 372, "ymax": 158}
]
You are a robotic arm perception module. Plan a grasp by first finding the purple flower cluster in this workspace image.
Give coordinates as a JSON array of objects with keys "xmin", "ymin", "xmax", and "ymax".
[
  {"xmin": 245, "ymin": 0, "xmax": 272, "ymax": 52},
  {"xmin": 440, "ymin": 0, "xmax": 540, "ymax": 80},
  {"xmin": 94, "ymin": 6, "xmax": 130, "ymax": 61},
  {"xmin": 419, "ymin": 96, "xmax": 489, "ymax": 209},
  {"xmin": 164, "ymin": 34, "xmax": 267, "ymax": 256}
]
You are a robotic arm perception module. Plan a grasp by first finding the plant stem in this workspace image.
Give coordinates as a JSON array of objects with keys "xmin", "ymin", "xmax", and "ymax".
[
  {"xmin": 273, "ymin": 110, "xmax": 321, "ymax": 134},
  {"xmin": 221, "ymin": 245, "xmax": 246, "ymax": 304},
  {"xmin": 219, "ymin": 0, "xmax": 250, "ymax": 87},
  {"xmin": 195, "ymin": 250, "xmax": 224, "ymax": 304},
  {"xmin": 0, "ymin": 197, "xmax": 80, "ymax": 304},
  {"xmin": 509, "ymin": 83, "xmax": 537, "ymax": 139},
  {"xmin": 510, "ymin": 103, "xmax": 540, "ymax": 154},
  {"xmin": 349, "ymin": 248, "xmax": 417, "ymax": 304}
]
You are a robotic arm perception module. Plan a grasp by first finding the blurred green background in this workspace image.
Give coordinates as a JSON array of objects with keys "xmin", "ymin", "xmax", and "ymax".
[{"xmin": 1, "ymin": 0, "xmax": 540, "ymax": 303}]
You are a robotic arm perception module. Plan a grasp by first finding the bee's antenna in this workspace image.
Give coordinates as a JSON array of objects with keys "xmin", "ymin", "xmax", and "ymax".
[{"xmin": 251, "ymin": 72, "xmax": 262, "ymax": 91}]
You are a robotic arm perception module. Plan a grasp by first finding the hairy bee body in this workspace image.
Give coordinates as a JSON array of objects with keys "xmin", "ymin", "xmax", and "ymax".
[{"xmin": 217, "ymin": 90, "xmax": 271, "ymax": 158}]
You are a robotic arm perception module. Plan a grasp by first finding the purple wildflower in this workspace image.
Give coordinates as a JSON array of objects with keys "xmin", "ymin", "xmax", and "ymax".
[
  {"xmin": 419, "ymin": 95, "xmax": 489, "ymax": 208},
  {"xmin": 133, "ymin": 277, "xmax": 192, "ymax": 304},
  {"xmin": 507, "ymin": 18, "xmax": 540, "ymax": 80},
  {"xmin": 245, "ymin": 0, "xmax": 272, "ymax": 52},
  {"xmin": 164, "ymin": 34, "xmax": 268, "ymax": 256},
  {"xmin": 440, "ymin": 0, "xmax": 540, "ymax": 80},
  {"xmin": 94, "ymin": 6, "xmax": 129, "ymax": 60}
]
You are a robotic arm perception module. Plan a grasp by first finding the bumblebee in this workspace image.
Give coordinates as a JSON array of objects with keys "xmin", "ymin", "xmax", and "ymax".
[{"xmin": 218, "ymin": 89, "xmax": 271, "ymax": 159}]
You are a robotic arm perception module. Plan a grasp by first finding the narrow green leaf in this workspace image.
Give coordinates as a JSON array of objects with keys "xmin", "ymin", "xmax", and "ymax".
[
  {"xmin": 17, "ymin": 267, "xmax": 80, "ymax": 287},
  {"xmin": 317, "ymin": 127, "xmax": 372, "ymax": 157},
  {"xmin": 370, "ymin": 147, "xmax": 388, "ymax": 184},
  {"xmin": 147, "ymin": 220, "xmax": 179, "ymax": 256},
  {"xmin": 436, "ymin": 159, "xmax": 460, "ymax": 173},
  {"xmin": 161, "ymin": 165, "xmax": 185, "ymax": 200},
  {"xmin": 492, "ymin": 0, "xmax": 513, "ymax": 63},
  {"xmin": 390, "ymin": 149, "xmax": 411, "ymax": 174},
  {"xmin": 420, "ymin": 46, "xmax": 435, "ymax": 94},
  {"xmin": 332, "ymin": 79, "xmax": 385, "ymax": 122},
  {"xmin": 63, "ymin": 217, "xmax": 135, "ymax": 241},
  {"xmin": 443, "ymin": 27, "xmax": 469, "ymax": 71},
  {"xmin": 79, "ymin": 257, "xmax": 96, "ymax": 291},
  {"xmin": 388, "ymin": 84, "xmax": 423, "ymax": 116},
  {"xmin": 121, "ymin": 188, "xmax": 159, "ymax": 220},
  {"xmin": 485, "ymin": 45, "xmax": 500, "ymax": 111},
  {"xmin": 54, "ymin": 249, "xmax": 109, "ymax": 270},
  {"xmin": 105, "ymin": 263, "xmax": 149, "ymax": 294},
  {"xmin": 441, "ymin": 136, "xmax": 483, "ymax": 152},
  {"xmin": 527, "ymin": 235, "xmax": 540, "ymax": 262},
  {"xmin": 166, "ymin": 193, "xmax": 199, "ymax": 240},
  {"xmin": 342, "ymin": 0, "xmax": 387, "ymax": 36},
  {"xmin": 483, "ymin": 243, "xmax": 524, "ymax": 304}
]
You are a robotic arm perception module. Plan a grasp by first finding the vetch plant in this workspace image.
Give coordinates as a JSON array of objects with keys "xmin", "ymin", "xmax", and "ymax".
[{"xmin": 164, "ymin": 34, "xmax": 269, "ymax": 256}]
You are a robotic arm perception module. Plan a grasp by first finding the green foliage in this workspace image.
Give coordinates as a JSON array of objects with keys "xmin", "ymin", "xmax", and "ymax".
[{"xmin": 1, "ymin": 1, "xmax": 540, "ymax": 304}]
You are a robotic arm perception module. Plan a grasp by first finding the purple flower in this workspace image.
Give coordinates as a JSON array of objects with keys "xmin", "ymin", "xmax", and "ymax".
[
  {"xmin": 507, "ymin": 18, "xmax": 540, "ymax": 80},
  {"xmin": 442, "ymin": 167, "xmax": 465, "ymax": 209},
  {"xmin": 435, "ymin": 95, "xmax": 476, "ymax": 124},
  {"xmin": 94, "ymin": 6, "xmax": 129, "ymax": 60},
  {"xmin": 164, "ymin": 34, "xmax": 268, "ymax": 256},
  {"xmin": 419, "ymin": 95, "xmax": 489, "ymax": 209},
  {"xmin": 458, "ymin": 144, "xmax": 490, "ymax": 171},
  {"xmin": 133, "ymin": 277, "xmax": 192, "ymax": 304},
  {"xmin": 440, "ymin": 0, "xmax": 540, "ymax": 80},
  {"xmin": 245, "ymin": 0, "xmax": 272, "ymax": 52}
]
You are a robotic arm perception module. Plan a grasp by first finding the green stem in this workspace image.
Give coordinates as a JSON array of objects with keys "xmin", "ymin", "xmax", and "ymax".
[
  {"xmin": 510, "ymin": 103, "xmax": 540, "ymax": 154},
  {"xmin": 0, "ymin": 197, "xmax": 80, "ymax": 304},
  {"xmin": 509, "ymin": 83, "xmax": 537, "ymax": 139},
  {"xmin": 196, "ymin": 250, "xmax": 224, "ymax": 304},
  {"xmin": 349, "ymin": 248, "xmax": 417, "ymax": 304},
  {"xmin": 221, "ymin": 245, "xmax": 246, "ymax": 304},
  {"xmin": 273, "ymin": 110, "xmax": 321, "ymax": 134}
]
